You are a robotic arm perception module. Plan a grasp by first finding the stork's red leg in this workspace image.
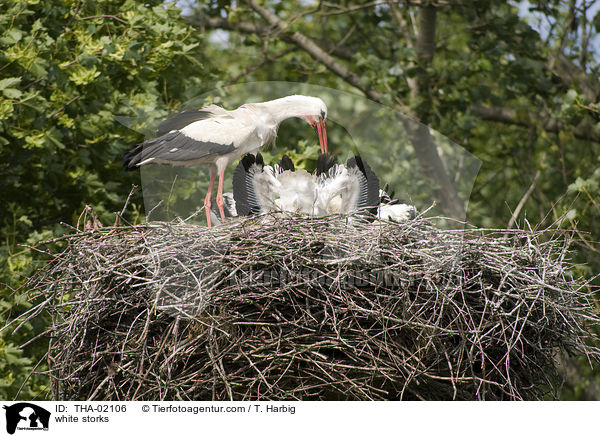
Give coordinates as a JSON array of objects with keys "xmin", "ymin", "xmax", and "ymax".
[
  {"xmin": 204, "ymin": 171, "xmax": 217, "ymax": 227},
  {"xmin": 216, "ymin": 170, "xmax": 226, "ymax": 221}
]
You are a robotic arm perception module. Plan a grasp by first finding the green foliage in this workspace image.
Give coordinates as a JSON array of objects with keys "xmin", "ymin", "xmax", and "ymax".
[
  {"xmin": 0, "ymin": 0, "xmax": 217, "ymax": 399},
  {"xmin": 2, "ymin": 0, "xmax": 600, "ymax": 400},
  {"xmin": 190, "ymin": 0, "xmax": 600, "ymax": 399}
]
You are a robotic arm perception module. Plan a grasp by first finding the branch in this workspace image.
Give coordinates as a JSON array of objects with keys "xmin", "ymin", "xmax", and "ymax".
[
  {"xmin": 508, "ymin": 168, "xmax": 541, "ymax": 229},
  {"xmin": 390, "ymin": 1, "xmax": 417, "ymax": 94},
  {"xmin": 189, "ymin": 15, "xmax": 355, "ymax": 61},
  {"xmin": 471, "ymin": 106, "xmax": 600, "ymax": 143},
  {"xmin": 48, "ymin": 95, "xmax": 81, "ymax": 119},
  {"xmin": 547, "ymin": 0, "xmax": 599, "ymax": 103},
  {"xmin": 77, "ymin": 14, "xmax": 128, "ymax": 24},
  {"xmin": 550, "ymin": 53, "xmax": 600, "ymax": 103},
  {"xmin": 230, "ymin": 47, "xmax": 297, "ymax": 83},
  {"xmin": 242, "ymin": 0, "xmax": 388, "ymax": 105},
  {"xmin": 397, "ymin": 5, "xmax": 466, "ymax": 219},
  {"xmin": 322, "ymin": 0, "xmax": 450, "ymax": 13}
]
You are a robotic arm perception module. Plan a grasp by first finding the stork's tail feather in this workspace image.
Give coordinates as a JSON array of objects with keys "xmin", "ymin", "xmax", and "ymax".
[{"xmin": 122, "ymin": 131, "xmax": 181, "ymax": 170}]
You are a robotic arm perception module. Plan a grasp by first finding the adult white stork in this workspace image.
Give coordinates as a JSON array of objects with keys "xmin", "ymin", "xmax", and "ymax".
[{"xmin": 123, "ymin": 95, "xmax": 328, "ymax": 227}]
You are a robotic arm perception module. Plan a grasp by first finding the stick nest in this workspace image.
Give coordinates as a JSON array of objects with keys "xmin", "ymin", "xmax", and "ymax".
[{"xmin": 27, "ymin": 215, "xmax": 600, "ymax": 400}]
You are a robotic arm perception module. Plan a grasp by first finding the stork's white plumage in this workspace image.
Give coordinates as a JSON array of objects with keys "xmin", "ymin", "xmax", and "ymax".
[
  {"xmin": 232, "ymin": 153, "xmax": 318, "ymax": 216},
  {"xmin": 377, "ymin": 189, "xmax": 418, "ymax": 222},
  {"xmin": 378, "ymin": 203, "xmax": 417, "ymax": 221},
  {"xmin": 232, "ymin": 153, "xmax": 380, "ymax": 218},
  {"xmin": 123, "ymin": 95, "xmax": 328, "ymax": 226},
  {"xmin": 313, "ymin": 155, "xmax": 381, "ymax": 216}
]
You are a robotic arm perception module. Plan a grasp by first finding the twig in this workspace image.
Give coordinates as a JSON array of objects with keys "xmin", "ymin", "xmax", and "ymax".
[{"xmin": 508, "ymin": 168, "xmax": 541, "ymax": 229}]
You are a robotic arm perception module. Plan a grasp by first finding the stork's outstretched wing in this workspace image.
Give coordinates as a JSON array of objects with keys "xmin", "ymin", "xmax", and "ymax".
[
  {"xmin": 314, "ymin": 154, "xmax": 380, "ymax": 215},
  {"xmin": 346, "ymin": 156, "xmax": 380, "ymax": 213},
  {"xmin": 233, "ymin": 153, "xmax": 272, "ymax": 216}
]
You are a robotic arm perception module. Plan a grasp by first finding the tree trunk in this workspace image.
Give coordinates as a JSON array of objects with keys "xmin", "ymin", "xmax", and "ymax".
[{"xmin": 403, "ymin": 5, "xmax": 466, "ymax": 219}]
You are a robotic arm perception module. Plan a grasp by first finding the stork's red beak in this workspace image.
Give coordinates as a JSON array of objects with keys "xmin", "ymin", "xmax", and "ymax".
[{"xmin": 311, "ymin": 118, "xmax": 328, "ymax": 154}]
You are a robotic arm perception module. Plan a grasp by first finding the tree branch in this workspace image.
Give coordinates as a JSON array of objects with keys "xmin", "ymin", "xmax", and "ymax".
[
  {"xmin": 242, "ymin": 0, "xmax": 386, "ymax": 105},
  {"xmin": 550, "ymin": 53, "xmax": 600, "ymax": 103},
  {"xmin": 508, "ymin": 168, "xmax": 541, "ymax": 229},
  {"xmin": 400, "ymin": 5, "xmax": 465, "ymax": 219},
  {"xmin": 547, "ymin": 0, "xmax": 599, "ymax": 103},
  {"xmin": 472, "ymin": 106, "xmax": 600, "ymax": 143},
  {"xmin": 412, "ymin": 5, "xmax": 436, "ymax": 123},
  {"xmin": 230, "ymin": 47, "xmax": 297, "ymax": 83},
  {"xmin": 188, "ymin": 15, "xmax": 355, "ymax": 61},
  {"xmin": 390, "ymin": 1, "xmax": 417, "ymax": 94}
]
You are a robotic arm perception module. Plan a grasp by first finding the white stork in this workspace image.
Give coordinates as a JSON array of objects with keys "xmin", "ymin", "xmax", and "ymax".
[
  {"xmin": 377, "ymin": 189, "xmax": 418, "ymax": 222},
  {"xmin": 231, "ymin": 153, "xmax": 380, "ymax": 218},
  {"xmin": 123, "ymin": 95, "xmax": 328, "ymax": 227},
  {"xmin": 216, "ymin": 153, "xmax": 417, "ymax": 224}
]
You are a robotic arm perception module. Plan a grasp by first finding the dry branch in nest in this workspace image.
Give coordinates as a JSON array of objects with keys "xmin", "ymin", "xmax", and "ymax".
[{"xmin": 24, "ymin": 215, "xmax": 600, "ymax": 400}]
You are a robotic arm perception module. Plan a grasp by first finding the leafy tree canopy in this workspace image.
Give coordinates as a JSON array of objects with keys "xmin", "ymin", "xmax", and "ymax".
[{"xmin": 1, "ymin": 0, "xmax": 599, "ymax": 399}]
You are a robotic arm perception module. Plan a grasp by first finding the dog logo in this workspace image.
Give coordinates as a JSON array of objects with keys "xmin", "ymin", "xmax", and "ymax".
[{"xmin": 3, "ymin": 403, "xmax": 50, "ymax": 435}]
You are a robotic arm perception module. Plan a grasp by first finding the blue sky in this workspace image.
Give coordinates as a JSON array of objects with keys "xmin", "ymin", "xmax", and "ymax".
[{"xmin": 515, "ymin": 0, "xmax": 600, "ymax": 67}]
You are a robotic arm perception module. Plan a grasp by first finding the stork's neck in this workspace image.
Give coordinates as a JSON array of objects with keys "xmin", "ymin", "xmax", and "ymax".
[{"xmin": 253, "ymin": 97, "xmax": 311, "ymax": 125}]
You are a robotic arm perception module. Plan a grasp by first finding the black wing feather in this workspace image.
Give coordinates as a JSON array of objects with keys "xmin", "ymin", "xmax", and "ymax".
[
  {"xmin": 123, "ymin": 131, "xmax": 235, "ymax": 170},
  {"xmin": 123, "ymin": 143, "xmax": 145, "ymax": 170},
  {"xmin": 210, "ymin": 194, "xmax": 236, "ymax": 219},
  {"xmin": 155, "ymin": 109, "xmax": 213, "ymax": 137},
  {"xmin": 278, "ymin": 155, "xmax": 295, "ymax": 171},
  {"xmin": 233, "ymin": 154, "xmax": 263, "ymax": 216},
  {"xmin": 346, "ymin": 156, "xmax": 380, "ymax": 213},
  {"xmin": 255, "ymin": 152, "xmax": 264, "ymax": 167},
  {"xmin": 316, "ymin": 153, "xmax": 336, "ymax": 176}
]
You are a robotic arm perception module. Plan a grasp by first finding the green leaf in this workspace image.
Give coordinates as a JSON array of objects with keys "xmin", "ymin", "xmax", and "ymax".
[
  {"xmin": 28, "ymin": 57, "xmax": 48, "ymax": 78},
  {"xmin": 68, "ymin": 65, "xmax": 101, "ymax": 85},
  {"xmin": 2, "ymin": 88, "xmax": 22, "ymax": 99},
  {"xmin": 0, "ymin": 28, "xmax": 23, "ymax": 45},
  {"xmin": 0, "ymin": 78, "xmax": 21, "ymax": 90}
]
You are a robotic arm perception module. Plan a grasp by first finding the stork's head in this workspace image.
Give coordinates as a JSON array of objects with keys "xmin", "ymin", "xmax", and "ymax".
[
  {"xmin": 304, "ymin": 107, "xmax": 328, "ymax": 154},
  {"xmin": 272, "ymin": 95, "xmax": 328, "ymax": 153}
]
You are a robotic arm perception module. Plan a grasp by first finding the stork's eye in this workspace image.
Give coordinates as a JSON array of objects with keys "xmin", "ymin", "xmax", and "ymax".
[{"xmin": 320, "ymin": 109, "xmax": 326, "ymax": 119}]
